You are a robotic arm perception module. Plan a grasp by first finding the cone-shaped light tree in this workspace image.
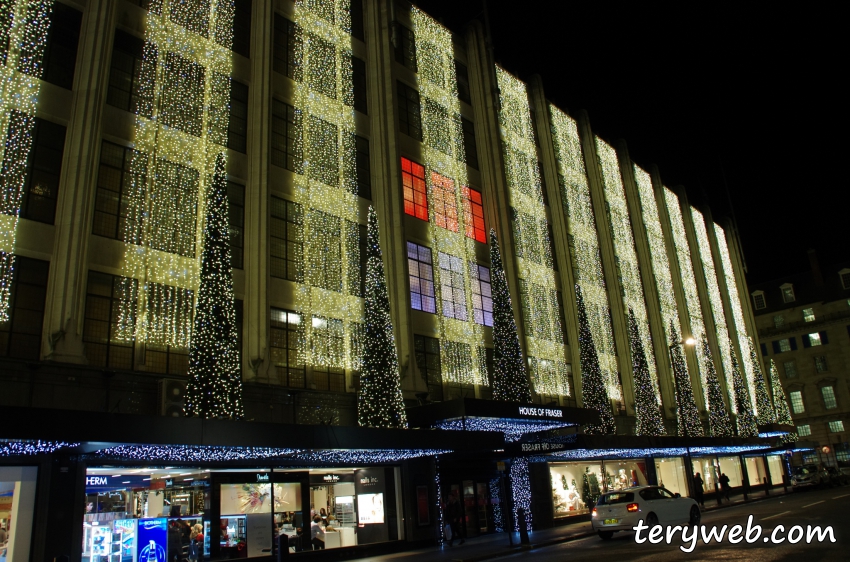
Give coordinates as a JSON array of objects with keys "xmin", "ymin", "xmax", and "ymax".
[
  {"xmin": 768, "ymin": 359, "xmax": 794, "ymax": 426},
  {"xmin": 701, "ymin": 335, "xmax": 733, "ymax": 437},
  {"xmin": 730, "ymin": 344, "xmax": 758, "ymax": 437},
  {"xmin": 575, "ymin": 285, "xmax": 615, "ymax": 434},
  {"xmin": 358, "ymin": 206, "xmax": 408, "ymax": 428},
  {"xmin": 668, "ymin": 321, "xmax": 703, "ymax": 436},
  {"xmin": 749, "ymin": 338, "xmax": 776, "ymax": 425},
  {"xmin": 184, "ymin": 154, "xmax": 244, "ymax": 419},
  {"xmin": 489, "ymin": 229, "xmax": 532, "ymax": 403},
  {"xmin": 628, "ymin": 308, "xmax": 665, "ymax": 436}
]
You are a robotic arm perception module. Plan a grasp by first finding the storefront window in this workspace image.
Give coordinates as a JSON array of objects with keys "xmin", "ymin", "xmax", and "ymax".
[
  {"xmin": 767, "ymin": 455, "xmax": 785, "ymax": 485},
  {"xmin": 717, "ymin": 456, "xmax": 743, "ymax": 487},
  {"xmin": 745, "ymin": 457, "xmax": 767, "ymax": 487},
  {"xmin": 695, "ymin": 456, "xmax": 719, "ymax": 493},
  {"xmin": 0, "ymin": 466, "xmax": 37, "ymax": 562},
  {"xmin": 655, "ymin": 457, "xmax": 687, "ymax": 496}
]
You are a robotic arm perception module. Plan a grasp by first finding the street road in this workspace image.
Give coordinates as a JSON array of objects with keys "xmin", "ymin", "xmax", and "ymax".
[{"xmin": 494, "ymin": 487, "xmax": 849, "ymax": 561}]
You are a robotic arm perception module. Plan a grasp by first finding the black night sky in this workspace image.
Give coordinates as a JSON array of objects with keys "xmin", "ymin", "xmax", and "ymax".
[{"xmin": 410, "ymin": 0, "xmax": 844, "ymax": 284}]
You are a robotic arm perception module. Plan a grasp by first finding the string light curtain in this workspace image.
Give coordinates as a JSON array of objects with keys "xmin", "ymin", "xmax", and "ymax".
[
  {"xmin": 549, "ymin": 108, "xmax": 618, "ymax": 400},
  {"xmin": 714, "ymin": 223, "xmax": 759, "ymax": 414},
  {"xmin": 595, "ymin": 140, "xmax": 660, "ymax": 409},
  {"xmin": 291, "ymin": 0, "xmax": 363, "ymax": 375},
  {"xmin": 496, "ymin": 68, "xmax": 569, "ymax": 397},
  {"xmin": 410, "ymin": 7, "xmax": 486, "ymax": 387},
  {"xmin": 0, "ymin": 0, "xmax": 54, "ymax": 321},
  {"xmin": 116, "ymin": 0, "xmax": 235, "ymax": 348}
]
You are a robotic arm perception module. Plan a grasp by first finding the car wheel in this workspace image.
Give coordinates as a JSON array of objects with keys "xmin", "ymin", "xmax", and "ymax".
[
  {"xmin": 689, "ymin": 505, "xmax": 701, "ymax": 527},
  {"xmin": 646, "ymin": 513, "xmax": 659, "ymax": 527},
  {"xmin": 598, "ymin": 531, "xmax": 614, "ymax": 540}
]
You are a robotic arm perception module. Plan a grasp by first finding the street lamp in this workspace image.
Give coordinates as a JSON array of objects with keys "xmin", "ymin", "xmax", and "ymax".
[{"xmin": 669, "ymin": 338, "xmax": 696, "ymax": 498}]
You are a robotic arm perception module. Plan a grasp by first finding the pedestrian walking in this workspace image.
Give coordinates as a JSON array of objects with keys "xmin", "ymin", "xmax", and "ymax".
[
  {"xmin": 719, "ymin": 472, "xmax": 731, "ymax": 502},
  {"xmin": 693, "ymin": 472, "xmax": 705, "ymax": 508}
]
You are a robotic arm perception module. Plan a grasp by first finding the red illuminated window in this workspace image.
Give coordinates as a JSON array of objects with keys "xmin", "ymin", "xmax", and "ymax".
[
  {"xmin": 462, "ymin": 186, "xmax": 486, "ymax": 243},
  {"xmin": 402, "ymin": 157, "xmax": 428, "ymax": 221},
  {"xmin": 431, "ymin": 171, "xmax": 458, "ymax": 232}
]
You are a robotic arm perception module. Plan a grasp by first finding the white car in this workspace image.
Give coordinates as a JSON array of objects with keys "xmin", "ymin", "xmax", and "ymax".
[{"xmin": 591, "ymin": 485, "xmax": 701, "ymax": 540}]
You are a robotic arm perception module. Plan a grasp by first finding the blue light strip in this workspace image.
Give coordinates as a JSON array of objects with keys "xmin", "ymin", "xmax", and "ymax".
[
  {"xmin": 530, "ymin": 444, "xmax": 773, "ymax": 462},
  {"xmin": 433, "ymin": 417, "xmax": 574, "ymax": 442},
  {"xmin": 510, "ymin": 457, "xmax": 531, "ymax": 532},
  {"xmin": 0, "ymin": 440, "xmax": 79, "ymax": 456}
]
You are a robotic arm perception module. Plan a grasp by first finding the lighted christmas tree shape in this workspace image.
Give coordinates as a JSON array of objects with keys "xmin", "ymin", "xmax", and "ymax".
[
  {"xmin": 729, "ymin": 344, "xmax": 758, "ymax": 437},
  {"xmin": 748, "ymin": 338, "xmax": 776, "ymax": 425},
  {"xmin": 701, "ymin": 335, "xmax": 733, "ymax": 437},
  {"xmin": 668, "ymin": 320, "xmax": 703, "ymax": 437},
  {"xmin": 575, "ymin": 285, "xmax": 615, "ymax": 434},
  {"xmin": 184, "ymin": 154, "xmax": 244, "ymax": 420},
  {"xmin": 768, "ymin": 359, "xmax": 793, "ymax": 426},
  {"xmin": 628, "ymin": 308, "xmax": 665, "ymax": 436},
  {"xmin": 357, "ymin": 206, "xmax": 408, "ymax": 429},
  {"xmin": 489, "ymin": 229, "xmax": 532, "ymax": 403}
]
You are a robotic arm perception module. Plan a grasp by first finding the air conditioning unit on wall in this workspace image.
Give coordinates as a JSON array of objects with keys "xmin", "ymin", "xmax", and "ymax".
[{"xmin": 158, "ymin": 378, "xmax": 187, "ymax": 417}]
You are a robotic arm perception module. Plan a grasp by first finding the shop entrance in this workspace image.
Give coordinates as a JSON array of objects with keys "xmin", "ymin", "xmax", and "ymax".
[{"xmin": 444, "ymin": 479, "xmax": 497, "ymax": 538}]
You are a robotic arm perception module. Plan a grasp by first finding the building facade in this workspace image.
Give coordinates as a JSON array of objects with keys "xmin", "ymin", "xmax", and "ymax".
[{"xmin": 0, "ymin": 1, "xmax": 793, "ymax": 560}]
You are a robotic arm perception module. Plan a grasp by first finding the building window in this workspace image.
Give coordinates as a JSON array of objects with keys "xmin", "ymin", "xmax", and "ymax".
[
  {"xmin": 351, "ymin": 0, "xmax": 365, "ymax": 41},
  {"xmin": 407, "ymin": 241, "xmax": 436, "ymax": 314},
  {"xmin": 773, "ymin": 315, "xmax": 784, "ymax": 328},
  {"xmin": 829, "ymin": 420, "xmax": 845, "ymax": 433},
  {"xmin": 270, "ymin": 308, "xmax": 305, "ymax": 388},
  {"xmin": 107, "ymin": 30, "xmax": 145, "ymax": 112},
  {"xmin": 802, "ymin": 452, "xmax": 818, "ymax": 464},
  {"xmin": 228, "ymin": 80, "xmax": 248, "ymax": 153},
  {"xmin": 306, "ymin": 210, "xmax": 342, "ymax": 292},
  {"xmin": 815, "ymin": 356, "xmax": 828, "ymax": 373},
  {"xmin": 273, "ymin": 14, "xmax": 301, "ymax": 80},
  {"xmin": 16, "ymin": 117, "xmax": 66, "ymax": 224},
  {"xmin": 401, "ymin": 157, "xmax": 428, "ymax": 220},
  {"xmin": 306, "ymin": 116, "xmax": 339, "ymax": 187},
  {"xmin": 40, "ymin": 3, "xmax": 81, "ymax": 89},
  {"xmin": 352, "ymin": 56, "xmax": 367, "ymax": 114},
  {"xmin": 797, "ymin": 424, "xmax": 811, "ymax": 437},
  {"xmin": 311, "ymin": 316, "xmax": 345, "ymax": 393},
  {"xmin": 471, "ymin": 264, "xmax": 493, "ymax": 327},
  {"xmin": 807, "ymin": 332, "xmax": 822, "ymax": 347},
  {"xmin": 271, "ymin": 99, "xmax": 302, "ymax": 172},
  {"xmin": 145, "ymin": 342, "xmax": 188, "ymax": 376},
  {"xmin": 432, "ymin": 172, "xmax": 458, "ymax": 232},
  {"xmin": 803, "ymin": 308, "xmax": 815, "ymax": 322},
  {"xmin": 232, "ymin": 0, "xmax": 251, "ymax": 57},
  {"xmin": 455, "ymin": 61, "xmax": 471, "ymax": 104},
  {"xmin": 159, "ymin": 52, "xmax": 204, "ymax": 136},
  {"xmin": 397, "ymin": 81, "xmax": 422, "ymax": 141},
  {"xmin": 790, "ymin": 390, "xmax": 805, "ymax": 414},
  {"xmin": 822, "ymin": 386, "xmax": 838, "ymax": 409},
  {"xmin": 461, "ymin": 117, "xmax": 479, "ymax": 170},
  {"xmin": 438, "ymin": 252, "xmax": 467, "ymax": 321},
  {"xmin": 0, "ymin": 257, "xmax": 49, "ymax": 360},
  {"xmin": 355, "ymin": 136, "xmax": 371, "ymax": 199},
  {"xmin": 148, "ymin": 160, "xmax": 200, "ymax": 258},
  {"xmin": 781, "ymin": 284, "xmax": 795, "ymax": 303},
  {"xmin": 778, "ymin": 339, "xmax": 791, "ymax": 353},
  {"xmin": 83, "ymin": 271, "xmax": 136, "ymax": 370},
  {"xmin": 414, "ymin": 334, "xmax": 442, "ymax": 401},
  {"xmin": 783, "ymin": 360, "xmax": 797, "ymax": 378},
  {"xmin": 306, "ymin": 32, "xmax": 337, "ymax": 99},
  {"xmin": 270, "ymin": 197, "xmax": 303, "ymax": 281},
  {"xmin": 462, "ymin": 186, "xmax": 486, "ymax": 243},
  {"xmin": 394, "ymin": 24, "xmax": 417, "ymax": 71},
  {"xmin": 93, "ymin": 141, "xmax": 143, "ymax": 240},
  {"xmin": 836, "ymin": 443, "xmax": 850, "ymax": 463},
  {"xmin": 840, "ymin": 269, "xmax": 850, "ymax": 290},
  {"xmin": 228, "ymin": 182, "xmax": 244, "ymax": 269},
  {"xmin": 752, "ymin": 291, "xmax": 766, "ymax": 310}
]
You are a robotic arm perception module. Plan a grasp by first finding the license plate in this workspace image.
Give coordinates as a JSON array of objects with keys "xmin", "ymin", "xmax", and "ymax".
[{"xmin": 604, "ymin": 518, "xmax": 619, "ymax": 525}]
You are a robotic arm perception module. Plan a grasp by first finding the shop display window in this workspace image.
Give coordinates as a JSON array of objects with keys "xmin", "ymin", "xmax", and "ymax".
[
  {"xmin": 745, "ymin": 457, "xmax": 767, "ymax": 487},
  {"xmin": 695, "ymin": 457, "xmax": 719, "ymax": 493},
  {"xmin": 767, "ymin": 455, "xmax": 785, "ymax": 486},
  {"xmin": 0, "ymin": 467, "xmax": 37, "ymax": 562},
  {"xmin": 655, "ymin": 457, "xmax": 688, "ymax": 497},
  {"xmin": 717, "ymin": 456, "xmax": 743, "ymax": 487}
]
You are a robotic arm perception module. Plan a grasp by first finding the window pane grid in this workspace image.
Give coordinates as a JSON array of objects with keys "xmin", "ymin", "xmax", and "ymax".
[
  {"xmin": 431, "ymin": 172, "xmax": 458, "ymax": 232},
  {"xmin": 461, "ymin": 186, "xmax": 486, "ymax": 242},
  {"xmin": 402, "ymin": 157, "xmax": 428, "ymax": 220},
  {"xmin": 471, "ymin": 264, "xmax": 493, "ymax": 327},
  {"xmin": 397, "ymin": 82, "xmax": 422, "ymax": 141},
  {"xmin": 829, "ymin": 420, "xmax": 845, "ymax": 433},
  {"xmin": 414, "ymin": 334, "xmax": 442, "ymax": 401},
  {"xmin": 822, "ymin": 386, "xmax": 837, "ymax": 409},
  {"xmin": 270, "ymin": 308, "xmax": 306, "ymax": 388},
  {"xmin": 270, "ymin": 197, "xmax": 303, "ymax": 281},
  {"xmin": 0, "ymin": 257, "xmax": 49, "ymax": 360},
  {"xmin": 439, "ymin": 252, "xmax": 466, "ymax": 321},
  {"xmin": 271, "ymin": 99, "xmax": 302, "ymax": 172},
  {"xmin": 407, "ymin": 242, "xmax": 435, "ymax": 314},
  {"xmin": 790, "ymin": 391, "xmax": 805, "ymax": 414}
]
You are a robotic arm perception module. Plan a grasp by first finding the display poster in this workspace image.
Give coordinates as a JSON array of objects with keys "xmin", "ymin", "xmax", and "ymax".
[
  {"xmin": 416, "ymin": 486, "xmax": 430, "ymax": 526},
  {"xmin": 137, "ymin": 518, "xmax": 167, "ymax": 562},
  {"xmin": 246, "ymin": 513, "xmax": 272, "ymax": 557},
  {"xmin": 354, "ymin": 468, "xmax": 389, "ymax": 544},
  {"xmin": 357, "ymin": 493, "xmax": 385, "ymax": 524},
  {"xmin": 114, "ymin": 519, "xmax": 137, "ymax": 562}
]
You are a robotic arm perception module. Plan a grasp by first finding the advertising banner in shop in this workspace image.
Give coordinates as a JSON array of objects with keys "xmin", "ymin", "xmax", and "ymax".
[
  {"xmin": 137, "ymin": 518, "xmax": 167, "ymax": 562},
  {"xmin": 114, "ymin": 519, "xmax": 137, "ymax": 562}
]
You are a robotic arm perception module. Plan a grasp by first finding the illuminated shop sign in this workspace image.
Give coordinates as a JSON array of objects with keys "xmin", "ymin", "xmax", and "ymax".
[{"xmin": 518, "ymin": 406, "xmax": 564, "ymax": 419}]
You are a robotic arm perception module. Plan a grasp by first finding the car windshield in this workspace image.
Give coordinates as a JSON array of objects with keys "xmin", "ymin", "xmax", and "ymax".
[
  {"xmin": 597, "ymin": 492, "xmax": 634, "ymax": 505},
  {"xmin": 794, "ymin": 467, "xmax": 812, "ymax": 476}
]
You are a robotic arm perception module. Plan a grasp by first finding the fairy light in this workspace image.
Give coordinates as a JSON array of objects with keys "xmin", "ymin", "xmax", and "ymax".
[
  {"xmin": 291, "ymin": 0, "xmax": 364, "ymax": 374},
  {"xmin": 1, "ymin": 440, "xmax": 77, "ymax": 456},
  {"xmin": 595, "ymin": 140, "xmax": 660, "ymax": 409},
  {"xmin": 92, "ymin": 445, "xmax": 300, "ymax": 462},
  {"xmin": 510, "ymin": 457, "xmax": 532, "ymax": 532},
  {"xmin": 489, "ymin": 478, "xmax": 503, "ymax": 532},
  {"xmin": 496, "ymin": 68, "xmax": 568, "ymax": 397},
  {"xmin": 549, "ymin": 108, "xmax": 618, "ymax": 399},
  {"xmin": 534, "ymin": 443, "xmax": 772, "ymax": 462},
  {"xmin": 748, "ymin": 337, "xmax": 776, "ymax": 425},
  {"xmin": 714, "ymin": 223, "xmax": 759, "ymax": 414},
  {"xmin": 728, "ymin": 343, "xmax": 757, "ymax": 437},
  {"xmin": 293, "ymin": 449, "xmax": 448, "ymax": 463},
  {"xmin": 768, "ymin": 359, "xmax": 794, "ymax": 426},
  {"xmin": 116, "ymin": 0, "xmax": 235, "ymax": 348},
  {"xmin": 0, "ymin": 0, "xmax": 54, "ymax": 321},
  {"xmin": 433, "ymin": 417, "xmax": 574, "ymax": 442}
]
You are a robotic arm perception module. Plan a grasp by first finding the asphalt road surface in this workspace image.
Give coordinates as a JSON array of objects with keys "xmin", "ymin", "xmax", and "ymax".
[{"xmin": 495, "ymin": 487, "xmax": 849, "ymax": 561}]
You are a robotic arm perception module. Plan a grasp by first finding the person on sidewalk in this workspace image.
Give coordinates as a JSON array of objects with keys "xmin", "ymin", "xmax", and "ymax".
[
  {"xmin": 693, "ymin": 472, "xmax": 705, "ymax": 509},
  {"xmin": 446, "ymin": 493, "xmax": 465, "ymax": 546},
  {"xmin": 719, "ymin": 473, "xmax": 731, "ymax": 503}
]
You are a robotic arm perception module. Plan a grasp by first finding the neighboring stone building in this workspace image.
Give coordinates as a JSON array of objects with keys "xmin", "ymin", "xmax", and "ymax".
[{"xmin": 750, "ymin": 250, "xmax": 850, "ymax": 467}]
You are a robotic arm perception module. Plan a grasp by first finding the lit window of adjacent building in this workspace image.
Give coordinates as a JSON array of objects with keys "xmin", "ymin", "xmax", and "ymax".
[
  {"xmin": 471, "ymin": 264, "xmax": 493, "ymax": 327},
  {"xmin": 270, "ymin": 308, "xmax": 305, "ymax": 388},
  {"xmin": 779, "ymin": 338, "xmax": 791, "ymax": 353},
  {"xmin": 790, "ymin": 390, "xmax": 805, "ymax": 414},
  {"xmin": 806, "ymin": 332, "xmax": 822, "ymax": 347},
  {"xmin": 752, "ymin": 291, "xmax": 766, "ymax": 310},
  {"xmin": 781, "ymin": 284, "xmax": 795, "ymax": 303},
  {"xmin": 803, "ymin": 308, "xmax": 815, "ymax": 322},
  {"xmin": 796, "ymin": 424, "xmax": 811, "ymax": 437},
  {"xmin": 401, "ymin": 157, "xmax": 428, "ymax": 220},
  {"xmin": 431, "ymin": 172, "xmax": 458, "ymax": 232},
  {"xmin": 837, "ymin": 444, "xmax": 850, "ymax": 463},
  {"xmin": 462, "ymin": 187, "xmax": 486, "ymax": 243},
  {"xmin": 773, "ymin": 315, "xmax": 784, "ymax": 328},
  {"xmin": 802, "ymin": 452, "xmax": 818, "ymax": 464},
  {"xmin": 822, "ymin": 386, "xmax": 838, "ymax": 409},
  {"xmin": 438, "ymin": 252, "xmax": 466, "ymax": 321},
  {"xmin": 311, "ymin": 316, "xmax": 345, "ymax": 393},
  {"xmin": 783, "ymin": 360, "xmax": 797, "ymax": 378},
  {"xmin": 407, "ymin": 242, "xmax": 436, "ymax": 314},
  {"xmin": 414, "ymin": 334, "xmax": 442, "ymax": 402},
  {"xmin": 829, "ymin": 420, "xmax": 845, "ymax": 433},
  {"xmin": 815, "ymin": 356, "xmax": 828, "ymax": 373}
]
